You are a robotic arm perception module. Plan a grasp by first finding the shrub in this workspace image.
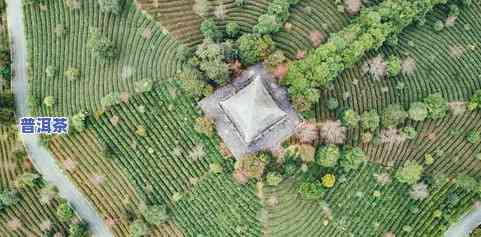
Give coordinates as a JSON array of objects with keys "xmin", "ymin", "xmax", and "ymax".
[
  {"xmin": 317, "ymin": 144, "xmax": 340, "ymax": 168},
  {"xmin": 45, "ymin": 66, "xmax": 57, "ymax": 78},
  {"xmin": 396, "ymin": 160, "xmax": 423, "ymax": 185},
  {"xmin": 176, "ymin": 45, "xmax": 192, "ymax": 62},
  {"xmin": 360, "ymin": 110, "xmax": 380, "ymax": 131},
  {"xmin": 409, "ymin": 182, "xmax": 429, "ymax": 200},
  {"xmin": 433, "ymin": 20, "xmax": 444, "ymax": 31},
  {"xmin": 237, "ymin": 34, "xmax": 274, "ymax": 65},
  {"xmin": 225, "ymin": 22, "xmax": 240, "ymax": 38},
  {"xmin": 454, "ymin": 175, "xmax": 478, "ymax": 192},
  {"xmin": 342, "ymin": 109, "xmax": 360, "ymax": 128},
  {"xmin": 209, "ymin": 163, "xmax": 223, "ymax": 174},
  {"xmin": 382, "ymin": 104, "xmax": 407, "ymax": 128},
  {"xmin": 466, "ymin": 130, "xmax": 480, "ymax": 144},
  {"xmin": 266, "ymin": 172, "xmax": 283, "ymax": 186},
  {"xmin": 56, "ymin": 202, "xmax": 75, "ymax": 222},
  {"xmin": 101, "ymin": 92, "xmax": 121, "ymax": 109},
  {"xmin": 408, "ymin": 102, "xmax": 428, "ymax": 121},
  {"xmin": 401, "ymin": 126, "xmax": 417, "ymax": 140},
  {"xmin": 134, "ymin": 79, "xmax": 153, "ymax": 94},
  {"xmin": 141, "ymin": 205, "xmax": 169, "ymax": 225},
  {"xmin": 326, "ymin": 97, "xmax": 339, "ymax": 111},
  {"xmin": 340, "ymin": 146, "xmax": 365, "ymax": 172},
  {"xmin": 71, "ymin": 112, "xmax": 87, "ymax": 132},
  {"xmin": 234, "ymin": 0, "xmax": 246, "ymax": 7},
  {"xmin": 193, "ymin": 0, "xmax": 210, "ymax": 17},
  {"xmin": 98, "ymin": 0, "xmax": 124, "ymax": 15},
  {"xmin": 194, "ymin": 116, "xmax": 214, "ymax": 136},
  {"xmin": 14, "ymin": 172, "xmax": 41, "ymax": 189},
  {"xmin": 424, "ymin": 93, "xmax": 449, "ymax": 119},
  {"xmin": 200, "ymin": 18, "xmax": 221, "ymax": 41},
  {"xmin": 87, "ymin": 29, "xmax": 118, "ymax": 63},
  {"xmin": 130, "ymin": 219, "xmax": 150, "ymax": 237}
]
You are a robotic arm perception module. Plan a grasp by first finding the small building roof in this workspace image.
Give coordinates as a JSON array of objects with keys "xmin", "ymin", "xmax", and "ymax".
[
  {"xmin": 220, "ymin": 75, "xmax": 287, "ymax": 143},
  {"xmin": 199, "ymin": 64, "xmax": 301, "ymax": 159}
]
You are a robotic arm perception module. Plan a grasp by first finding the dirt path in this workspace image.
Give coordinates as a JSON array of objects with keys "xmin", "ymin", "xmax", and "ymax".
[{"xmin": 6, "ymin": 1, "xmax": 113, "ymax": 236}]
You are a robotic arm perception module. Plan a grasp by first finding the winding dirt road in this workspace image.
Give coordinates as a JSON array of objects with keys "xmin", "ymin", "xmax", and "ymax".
[{"xmin": 6, "ymin": 1, "xmax": 113, "ymax": 236}]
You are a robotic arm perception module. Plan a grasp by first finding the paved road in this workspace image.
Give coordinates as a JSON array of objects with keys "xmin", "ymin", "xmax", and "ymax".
[
  {"xmin": 446, "ymin": 206, "xmax": 481, "ymax": 237},
  {"xmin": 6, "ymin": 1, "xmax": 113, "ymax": 236}
]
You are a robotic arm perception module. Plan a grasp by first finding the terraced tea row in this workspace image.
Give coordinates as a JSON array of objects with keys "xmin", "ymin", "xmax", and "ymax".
[
  {"xmin": 24, "ymin": 0, "xmax": 182, "ymax": 117},
  {"xmin": 0, "ymin": 126, "xmax": 71, "ymax": 236},
  {"xmin": 319, "ymin": 1, "xmax": 481, "ymax": 116},
  {"xmin": 263, "ymin": 163, "xmax": 478, "ymax": 237}
]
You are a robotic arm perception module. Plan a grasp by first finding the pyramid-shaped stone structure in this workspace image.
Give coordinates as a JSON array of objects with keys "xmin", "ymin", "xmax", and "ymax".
[
  {"xmin": 220, "ymin": 76, "xmax": 287, "ymax": 143},
  {"xmin": 199, "ymin": 64, "xmax": 301, "ymax": 159}
]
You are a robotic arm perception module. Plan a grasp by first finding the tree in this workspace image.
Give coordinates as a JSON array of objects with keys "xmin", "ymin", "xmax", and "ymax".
[
  {"xmin": 466, "ymin": 130, "xmax": 480, "ymax": 144},
  {"xmin": 71, "ymin": 112, "xmax": 87, "ymax": 132},
  {"xmin": 401, "ymin": 126, "xmax": 417, "ymax": 140},
  {"xmin": 266, "ymin": 172, "xmax": 283, "ymax": 186},
  {"xmin": 409, "ymin": 182, "xmax": 429, "ymax": 200},
  {"xmin": 317, "ymin": 144, "xmax": 340, "ymax": 168},
  {"xmin": 297, "ymin": 182, "xmax": 325, "ymax": 200},
  {"xmin": 68, "ymin": 222, "xmax": 89, "ymax": 237},
  {"xmin": 176, "ymin": 45, "xmax": 192, "ymax": 62},
  {"xmin": 386, "ymin": 55, "xmax": 401, "ymax": 77},
  {"xmin": 87, "ymin": 29, "xmax": 118, "ymax": 63},
  {"xmin": 264, "ymin": 50, "xmax": 287, "ymax": 71},
  {"xmin": 342, "ymin": 109, "xmax": 360, "ymax": 128},
  {"xmin": 408, "ymin": 102, "xmax": 428, "ymax": 121},
  {"xmin": 396, "ymin": 160, "xmax": 423, "ymax": 185},
  {"xmin": 200, "ymin": 18, "xmax": 221, "ymax": 41},
  {"xmin": 424, "ymin": 93, "xmax": 448, "ymax": 119},
  {"xmin": 382, "ymin": 104, "xmax": 407, "ymax": 128},
  {"xmin": 141, "ymin": 205, "xmax": 169, "ymax": 225},
  {"xmin": 321, "ymin": 174, "xmax": 336, "ymax": 188},
  {"xmin": 130, "ymin": 219, "xmax": 150, "ymax": 237},
  {"xmin": 43, "ymin": 96, "xmax": 55, "ymax": 107},
  {"xmin": 254, "ymin": 14, "xmax": 281, "ymax": 34},
  {"xmin": 195, "ymin": 40, "xmax": 230, "ymax": 85},
  {"xmin": 319, "ymin": 120, "xmax": 346, "ymax": 144},
  {"xmin": 0, "ymin": 190, "xmax": 19, "ymax": 207},
  {"xmin": 237, "ymin": 34, "xmax": 274, "ymax": 65},
  {"xmin": 64, "ymin": 67, "xmax": 80, "ymax": 80},
  {"xmin": 193, "ymin": 0, "xmax": 210, "ymax": 17},
  {"xmin": 14, "ymin": 172, "xmax": 41, "ymax": 189},
  {"xmin": 225, "ymin": 22, "xmax": 240, "ymax": 38},
  {"xmin": 56, "ymin": 202, "xmax": 75, "ymax": 222},
  {"xmin": 176, "ymin": 67, "xmax": 212, "ymax": 98},
  {"xmin": 433, "ymin": 20, "xmax": 444, "ymax": 31},
  {"xmin": 468, "ymin": 90, "xmax": 481, "ymax": 111},
  {"xmin": 361, "ymin": 110, "xmax": 380, "ymax": 131},
  {"xmin": 340, "ymin": 146, "xmax": 366, "ymax": 172},
  {"xmin": 98, "ymin": 0, "xmax": 124, "ymax": 15}
]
